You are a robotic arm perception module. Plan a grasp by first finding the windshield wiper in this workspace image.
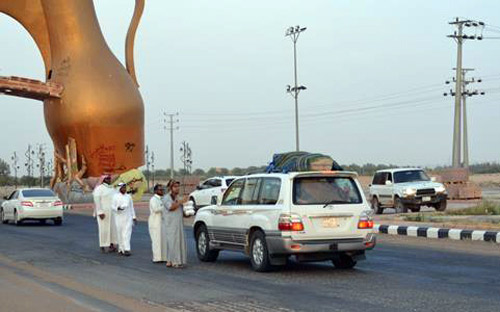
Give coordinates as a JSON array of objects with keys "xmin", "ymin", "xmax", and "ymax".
[{"xmin": 323, "ymin": 200, "xmax": 349, "ymax": 208}]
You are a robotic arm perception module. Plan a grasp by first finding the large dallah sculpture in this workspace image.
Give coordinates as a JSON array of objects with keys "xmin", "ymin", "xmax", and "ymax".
[{"xmin": 0, "ymin": 0, "xmax": 145, "ymax": 185}]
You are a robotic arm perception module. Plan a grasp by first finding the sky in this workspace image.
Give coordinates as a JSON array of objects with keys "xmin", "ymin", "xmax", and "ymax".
[{"xmin": 1, "ymin": 0, "xmax": 500, "ymax": 175}]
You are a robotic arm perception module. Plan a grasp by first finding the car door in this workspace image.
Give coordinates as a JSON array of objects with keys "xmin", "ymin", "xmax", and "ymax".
[
  {"xmin": 5, "ymin": 191, "xmax": 19, "ymax": 218},
  {"xmin": 211, "ymin": 179, "xmax": 245, "ymax": 245},
  {"xmin": 208, "ymin": 178, "xmax": 223, "ymax": 205},
  {"xmin": 378, "ymin": 172, "xmax": 394, "ymax": 206},
  {"xmin": 198, "ymin": 179, "xmax": 215, "ymax": 206}
]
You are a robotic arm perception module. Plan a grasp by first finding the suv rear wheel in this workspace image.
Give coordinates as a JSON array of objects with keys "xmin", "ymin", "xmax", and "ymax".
[
  {"xmin": 195, "ymin": 224, "xmax": 219, "ymax": 262},
  {"xmin": 332, "ymin": 253, "xmax": 357, "ymax": 269},
  {"xmin": 249, "ymin": 231, "xmax": 272, "ymax": 272},
  {"xmin": 394, "ymin": 197, "xmax": 408, "ymax": 213},
  {"xmin": 371, "ymin": 197, "xmax": 384, "ymax": 215}
]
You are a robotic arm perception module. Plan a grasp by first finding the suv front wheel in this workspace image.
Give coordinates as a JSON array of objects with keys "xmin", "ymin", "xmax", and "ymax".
[{"xmin": 249, "ymin": 231, "xmax": 272, "ymax": 272}]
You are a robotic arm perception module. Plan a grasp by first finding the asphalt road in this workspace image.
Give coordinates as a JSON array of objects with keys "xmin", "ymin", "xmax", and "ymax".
[{"xmin": 0, "ymin": 214, "xmax": 499, "ymax": 312}]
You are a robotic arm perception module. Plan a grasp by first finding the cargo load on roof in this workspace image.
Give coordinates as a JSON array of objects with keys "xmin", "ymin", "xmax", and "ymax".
[{"xmin": 266, "ymin": 152, "xmax": 343, "ymax": 173}]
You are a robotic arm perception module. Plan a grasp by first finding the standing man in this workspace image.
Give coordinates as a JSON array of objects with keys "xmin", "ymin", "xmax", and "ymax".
[
  {"xmin": 93, "ymin": 175, "xmax": 118, "ymax": 253},
  {"xmin": 149, "ymin": 184, "xmax": 167, "ymax": 263},
  {"xmin": 163, "ymin": 180, "xmax": 189, "ymax": 268},
  {"xmin": 112, "ymin": 183, "xmax": 137, "ymax": 256}
]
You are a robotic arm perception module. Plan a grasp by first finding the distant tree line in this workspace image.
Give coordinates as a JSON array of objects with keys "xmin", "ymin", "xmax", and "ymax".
[{"xmin": 1, "ymin": 156, "xmax": 499, "ymax": 187}]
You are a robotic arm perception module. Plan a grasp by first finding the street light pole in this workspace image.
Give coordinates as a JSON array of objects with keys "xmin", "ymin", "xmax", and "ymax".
[{"xmin": 286, "ymin": 25, "xmax": 307, "ymax": 152}]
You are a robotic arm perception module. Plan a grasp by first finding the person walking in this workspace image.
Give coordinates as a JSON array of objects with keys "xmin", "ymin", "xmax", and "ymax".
[
  {"xmin": 112, "ymin": 183, "xmax": 137, "ymax": 256},
  {"xmin": 92, "ymin": 175, "xmax": 118, "ymax": 253},
  {"xmin": 163, "ymin": 180, "xmax": 188, "ymax": 268},
  {"xmin": 149, "ymin": 184, "xmax": 167, "ymax": 263}
]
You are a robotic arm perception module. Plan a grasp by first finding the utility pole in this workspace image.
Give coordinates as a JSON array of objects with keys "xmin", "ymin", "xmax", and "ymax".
[
  {"xmin": 179, "ymin": 141, "xmax": 192, "ymax": 194},
  {"xmin": 10, "ymin": 152, "xmax": 19, "ymax": 188},
  {"xmin": 163, "ymin": 112, "xmax": 179, "ymax": 178},
  {"xmin": 145, "ymin": 145, "xmax": 150, "ymax": 190},
  {"xmin": 447, "ymin": 18, "xmax": 484, "ymax": 168},
  {"xmin": 444, "ymin": 68, "xmax": 485, "ymax": 168},
  {"xmin": 150, "ymin": 152, "xmax": 155, "ymax": 188},
  {"xmin": 24, "ymin": 144, "xmax": 35, "ymax": 187},
  {"xmin": 286, "ymin": 25, "xmax": 307, "ymax": 152},
  {"xmin": 36, "ymin": 144, "xmax": 46, "ymax": 187}
]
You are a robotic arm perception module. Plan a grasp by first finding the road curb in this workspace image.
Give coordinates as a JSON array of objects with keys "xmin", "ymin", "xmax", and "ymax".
[{"xmin": 374, "ymin": 224, "xmax": 500, "ymax": 243}]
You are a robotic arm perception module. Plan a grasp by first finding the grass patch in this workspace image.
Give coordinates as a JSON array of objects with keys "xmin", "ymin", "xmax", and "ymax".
[
  {"xmin": 445, "ymin": 201, "xmax": 500, "ymax": 216},
  {"xmin": 403, "ymin": 213, "xmax": 437, "ymax": 222}
]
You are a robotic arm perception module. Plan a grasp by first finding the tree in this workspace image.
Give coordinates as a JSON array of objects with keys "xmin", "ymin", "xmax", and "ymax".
[{"xmin": 0, "ymin": 158, "xmax": 10, "ymax": 176}]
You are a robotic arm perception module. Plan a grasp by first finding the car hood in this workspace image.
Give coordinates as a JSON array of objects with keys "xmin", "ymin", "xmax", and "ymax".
[{"xmin": 394, "ymin": 181, "xmax": 443, "ymax": 189}]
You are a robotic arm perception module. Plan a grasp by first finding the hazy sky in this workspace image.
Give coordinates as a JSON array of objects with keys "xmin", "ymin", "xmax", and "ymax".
[{"xmin": 1, "ymin": 0, "xmax": 500, "ymax": 175}]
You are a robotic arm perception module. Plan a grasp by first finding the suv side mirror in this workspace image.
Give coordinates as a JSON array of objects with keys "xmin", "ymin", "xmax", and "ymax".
[
  {"xmin": 385, "ymin": 180, "xmax": 393, "ymax": 186},
  {"xmin": 430, "ymin": 177, "xmax": 437, "ymax": 182}
]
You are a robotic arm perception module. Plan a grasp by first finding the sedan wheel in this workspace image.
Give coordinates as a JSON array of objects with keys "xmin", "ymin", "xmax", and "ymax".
[
  {"xmin": 14, "ymin": 210, "xmax": 22, "ymax": 226},
  {"xmin": 1, "ymin": 209, "xmax": 7, "ymax": 224}
]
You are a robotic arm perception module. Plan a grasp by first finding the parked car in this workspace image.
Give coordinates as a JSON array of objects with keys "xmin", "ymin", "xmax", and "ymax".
[
  {"xmin": 193, "ymin": 171, "xmax": 376, "ymax": 272},
  {"xmin": 369, "ymin": 168, "xmax": 447, "ymax": 214},
  {"xmin": 1, "ymin": 188, "xmax": 64, "ymax": 225},
  {"xmin": 189, "ymin": 176, "xmax": 237, "ymax": 211}
]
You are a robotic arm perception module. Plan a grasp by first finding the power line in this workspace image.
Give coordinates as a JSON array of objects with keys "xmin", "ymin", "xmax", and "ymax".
[{"xmin": 163, "ymin": 112, "xmax": 179, "ymax": 178}]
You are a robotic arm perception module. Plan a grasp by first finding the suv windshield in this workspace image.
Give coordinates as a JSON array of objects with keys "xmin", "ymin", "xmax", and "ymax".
[
  {"xmin": 22, "ymin": 189, "xmax": 56, "ymax": 197},
  {"xmin": 393, "ymin": 170, "xmax": 430, "ymax": 183},
  {"xmin": 293, "ymin": 176, "xmax": 362, "ymax": 205}
]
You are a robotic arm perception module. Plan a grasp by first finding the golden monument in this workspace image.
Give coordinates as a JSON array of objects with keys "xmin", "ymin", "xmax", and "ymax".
[{"xmin": 0, "ymin": 0, "xmax": 146, "ymax": 185}]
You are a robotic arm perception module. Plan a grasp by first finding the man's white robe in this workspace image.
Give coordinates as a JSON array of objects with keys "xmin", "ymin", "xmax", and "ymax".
[
  {"xmin": 148, "ymin": 194, "xmax": 167, "ymax": 262},
  {"xmin": 111, "ymin": 192, "xmax": 136, "ymax": 252},
  {"xmin": 93, "ymin": 183, "xmax": 117, "ymax": 248}
]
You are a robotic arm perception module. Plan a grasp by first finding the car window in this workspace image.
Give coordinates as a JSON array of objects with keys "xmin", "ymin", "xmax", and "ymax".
[
  {"xmin": 372, "ymin": 173, "xmax": 382, "ymax": 185},
  {"xmin": 13, "ymin": 191, "xmax": 19, "ymax": 199},
  {"xmin": 211, "ymin": 179, "xmax": 222, "ymax": 187},
  {"xmin": 293, "ymin": 176, "xmax": 362, "ymax": 205},
  {"xmin": 221, "ymin": 179, "xmax": 245, "ymax": 205},
  {"xmin": 240, "ymin": 178, "xmax": 261, "ymax": 205},
  {"xmin": 394, "ymin": 170, "xmax": 430, "ymax": 183},
  {"xmin": 386, "ymin": 173, "xmax": 392, "ymax": 182},
  {"xmin": 225, "ymin": 178, "xmax": 235, "ymax": 187},
  {"xmin": 21, "ymin": 189, "xmax": 56, "ymax": 197},
  {"xmin": 259, "ymin": 178, "xmax": 281, "ymax": 205},
  {"xmin": 202, "ymin": 180, "xmax": 212, "ymax": 188}
]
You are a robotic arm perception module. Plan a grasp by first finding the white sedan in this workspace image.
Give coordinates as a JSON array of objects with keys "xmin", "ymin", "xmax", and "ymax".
[{"xmin": 1, "ymin": 188, "xmax": 64, "ymax": 225}]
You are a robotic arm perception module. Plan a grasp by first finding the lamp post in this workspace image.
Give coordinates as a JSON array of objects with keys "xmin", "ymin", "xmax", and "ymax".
[{"xmin": 286, "ymin": 25, "xmax": 307, "ymax": 152}]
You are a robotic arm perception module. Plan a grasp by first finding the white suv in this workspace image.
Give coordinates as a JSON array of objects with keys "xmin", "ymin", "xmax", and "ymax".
[
  {"xmin": 369, "ymin": 168, "xmax": 447, "ymax": 214},
  {"xmin": 189, "ymin": 176, "xmax": 237, "ymax": 211},
  {"xmin": 193, "ymin": 171, "xmax": 376, "ymax": 272}
]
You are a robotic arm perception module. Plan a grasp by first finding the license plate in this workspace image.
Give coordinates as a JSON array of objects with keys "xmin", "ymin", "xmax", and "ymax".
[
  {"xmin": 423, "ymin": 196, "xmax": 431, "ymax": 202},
  {"xmin": 322, "ymin": 217, "xmax": 338, "ymax": 228}
]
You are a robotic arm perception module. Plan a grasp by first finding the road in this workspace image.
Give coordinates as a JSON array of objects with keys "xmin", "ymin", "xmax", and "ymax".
[{"xmin": 0, "ymin": 214, "xmax": 499, "ymax": 312}]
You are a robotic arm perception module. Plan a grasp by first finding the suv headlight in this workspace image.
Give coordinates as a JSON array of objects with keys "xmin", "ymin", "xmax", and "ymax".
[
  {"xmin": 435, "ymin": 185, "xmax": 446, "ymax": 194},
  {"xmin": 403, "ymin": 188, "xmax": 417, "ymax": 197}
]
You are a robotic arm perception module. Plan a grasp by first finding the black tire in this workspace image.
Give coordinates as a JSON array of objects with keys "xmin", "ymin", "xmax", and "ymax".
[
  {"xmin": 54, "ymin": 218, "xmax": 63, "ymax": 226},
  {"xmin": 1, "ymin": 209, "xmax": 7, "ymax": 224},
  {"xmin": 14, "ymin": 210, "xmax": 22, "ymax": 226},
  {"xmin": 394, "ymin": 197, "xmax": 408, "ymax": 213},
  {"xmin": 409, "ymin": 205, "xmax": 421, "ymax": 213},
  {"xmin": 249, "ymin": 231, "xmax": 272, "ymax": 272},
  {"xmin": 195, "ymin": 224, "xmax": 219, "ymax": 262},
  {"xmin": 435, "ymin": 200, "xmax": 447, "ymax": 212},
  {"xmin": 371, "ymin": 197, "xmax": 384, "ymax": 215},
  {"xmin": 332, "ymin": 253, "xmax": 357, "ymax": 269}
]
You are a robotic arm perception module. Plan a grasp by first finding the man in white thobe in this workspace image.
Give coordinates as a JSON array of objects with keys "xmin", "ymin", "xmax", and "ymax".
[
  {"xmin": 149, "ymin": 184, "xmax": 167, "ymax": 263},
  {"xmin": 112, "ymin": 183, "xmax": 136, "ymax": 256},
  {"xmin": 92, "ymin": 175, "xmax": 118, "ymax": 253}
]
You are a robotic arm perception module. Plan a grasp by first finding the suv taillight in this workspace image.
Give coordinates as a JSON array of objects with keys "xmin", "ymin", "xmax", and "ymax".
[
  {"xmin": 278, "ymin": 214, "xmax": 304, "ymax": 231},
  {"xmin": 358, "ymin": 210, "xmax": 374, "ymax": 229},
  {"xmin": 53, "ymin": 201, "xmax": 63, "ymax": 206},
  {"xmin": 21, "ymin": 201, "xmax": 33, "ymax": 207}
]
